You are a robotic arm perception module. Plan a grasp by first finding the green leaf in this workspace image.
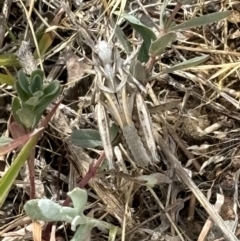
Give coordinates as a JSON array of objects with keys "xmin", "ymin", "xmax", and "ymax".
[
  {"xmin": 12, "ymin": 97, "xmax": 23, "ymax": 126},
  {"xmin": 34, "ymin": 81, "xmax": 61, "ymax": 113},
  {"xmin": 109, "ymin": 124, "xmax": 120, "ymax": 142},
  {"xmin": 33, "ymin": 112, "xmax": 42, "ymax": 129},
  {"xmin": 24, "ymin": 96, "xmax": 40, "ymax": 107},
  {"xmin": 110, "ymin": 16, "xmax": 133, "ymax": 55},
  {"xmin": 137, "ymin": 42, "xmax": 149, "ymax": 63},
  {"xmin": 170, "ymin": 11, "xmax": 232, "ymax": 31},
  {"xmin": 24, "ymin": 199, "xmax": 63, "ymax": 221},
  {"xmin": 17, "ymin": 71, "xmax": 31, "ymax": 95},
  {"xmin": 42, "ymin": 80, "xmax": 60, "ymax": 98},
  {"xmin": 114, "ymin": 24, "xmax": 133, "ymax": 54},
  {"xmin": 149, "ymin": 32, "xmax": 177, "ymax": 56},
  {"xmin": 71, "ymin": 125, "xmax": 119, "ymax": 149},
  {"xmin": 2, "ymin": 21, "xmax": 17, "ymax": 44},
  {"xmin": 71, "ymin": 223, "xmax": 94, "ymax": 241},
  {"xmin": 122, "ymin": 13, "xmax": 157, "ymax": 61},
  {"xmin": 130, "ymin": 59, "xmax": 146, "ymax": 82},
  {"xmin": 159, "ymin": 0, "xmax": 168, "ymax": 29},
  {"xmin": 161, "ymin": 55, "xmax": 209, "ymax": 74},
  {"xmin": 17, "ymin": 108, "xmax": 35, "ymax": 129},
  {"xmin": 30, "ymin": 69, "xmax": 44, "ymax": 82},
  {"xmin": 33, "ymin": 91, "xmax": 44, "ymax": 98},
  {"xmin": 24, "ymin": 199, "xmax": 77, "ymax": 222},
  {"xmin": 15, "ymin": 71, "xmax": 32, "ymax": 102},
  {"xmin": 108, "ymin": 226, "xmax": 118, "ymax": 241},
  {"xmin": 67, "ymin": 188, "xmax": 88, "ymax": 215},
  {"xmin": 71, "ymin": 129, "xmax": 104, "ymax": 148},
  {"xmin": 29, "ymin": 74, "xmax": 43, "ymax": 94},
  {"xmin": 15, "ymin": 81, "xmax": 31, "ymax": 103}
]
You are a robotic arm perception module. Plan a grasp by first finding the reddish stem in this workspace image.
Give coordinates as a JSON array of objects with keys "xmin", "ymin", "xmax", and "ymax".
[
  {"xmin": 165, "ymin": 1, "xmax": 182, "ymax": 31},
  {"xmin": 62, "ymin": 151, "xmax": 105, "ymax": 206}
]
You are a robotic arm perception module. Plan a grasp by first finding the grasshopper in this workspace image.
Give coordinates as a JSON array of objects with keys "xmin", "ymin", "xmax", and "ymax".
[{"xmin": 93, "ymin": 41, "xmax": 159, "ymax": 169}]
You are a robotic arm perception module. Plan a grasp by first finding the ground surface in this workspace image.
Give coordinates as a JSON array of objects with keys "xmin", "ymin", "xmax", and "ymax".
[{"xmin": 1, "ymin": 0, "xmax": 240, "ymax": 241}]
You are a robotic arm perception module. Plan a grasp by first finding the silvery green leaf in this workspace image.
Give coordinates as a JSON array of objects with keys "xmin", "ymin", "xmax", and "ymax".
[
  {"xmin": 159, "ymin": 0, "xmax": 169, "ymax": 29},
  {"xmin": 67, "ymin": 188, "xmax": 88, "ymax": 215},
  {"xmin": 170, "ymin": 11, "xmax": 232, "ymax": 31},
  {"xmin": 114, "ymin": 25, "xmax": 132, "ymax": 54},
  {"xmin": 12, "ymin": 97, "xmax": 23, "ymax": 126},
  {"xmin": 71, "ymin": 129, "xmax": 103, "ymax": 148},
  {"xmin": 130, "ymin": 60, "xmax": 146, "ymax": 82},
  {"xmin": 122, "ymin": 13, "xmax": 157, "ymax": 62},
  {"xmin": 17, "ymin": 108, "xmax": 35, "ymax": 129},
  {"xmin": 71, "ymin": 223, "xmax": 94, "ymax": 241},
  {"xmin": 161, "ymin": 55, "xmax": 209, "ymax": 74},
  {"xmin": 71, "ymin": 215, "xmax": 89, "ymax": 231},
  {"xmin": 24, "ymin": 199, "xmax": 76, "ymax": 222},
  {"xmin": 122, "ymin": 14, "xmax": 156, "ymax": 45},
  {"xmin": 108, "ymin": 12, "xmax": 133, "ymax": 54},
  {"xmin": 149, "ymin": 32, "xmax": 177, "ymax": 56},
  {"xmin": 71, "ymin": 125, "xmax": 119, "ymax": 149}
]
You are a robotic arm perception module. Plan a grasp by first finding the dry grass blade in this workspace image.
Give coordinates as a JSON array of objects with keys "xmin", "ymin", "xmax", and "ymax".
[
  {"xmin": 156, "ymin": 134, "xmax": 238, "ymax": 241},
  {"xmin": 198, "ymin": 194, "xmax": 224, "ymax": 241}
]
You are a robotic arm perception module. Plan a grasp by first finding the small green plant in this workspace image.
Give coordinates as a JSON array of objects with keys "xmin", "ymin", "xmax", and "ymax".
[
  {"xmin": 12, "ymin": 69, "xmax": 61, "ymax": 130},
  {"xmin": 24, "ymin": 187, "xmax": 119, "ymax": 241},
  {"xmin": 0, "ymin": 69, "xmax": 61, "ymax": 207},
  {"xmin": 119, "ymin": 2, "xmax": 231, "ymax": 71}
]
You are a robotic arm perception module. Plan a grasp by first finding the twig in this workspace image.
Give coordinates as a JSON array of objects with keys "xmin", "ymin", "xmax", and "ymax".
[{"xmin": 172, "ymin": 44, "xmax": 240, "ymax": 57}]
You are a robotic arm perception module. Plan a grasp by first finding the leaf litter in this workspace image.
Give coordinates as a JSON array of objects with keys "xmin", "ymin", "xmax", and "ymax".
[{"xmin": 0, "ymin": 0, "xmax": 240, "ymax": 240}]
